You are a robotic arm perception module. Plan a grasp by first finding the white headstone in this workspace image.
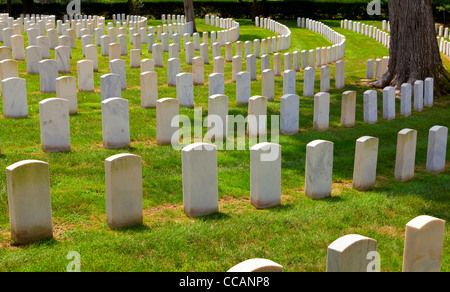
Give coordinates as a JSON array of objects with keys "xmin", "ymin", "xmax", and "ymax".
[
  {"xmin": 400, "ymin": 83, "xmax": 412, "ymax": 117},
  {"xmin": 327, "ymin": 234, "xmax": 378, "ymax": 272},
  {"xmin": 363, "ymin": 90, "xmax": 378, "ymax": 124},
  {"xmin": 176, "ymin": 73, "xmax": 194, "ymax": 107},
  {"xmin": 1, "ymin": 77, "xmax": 28, "ymax": 118},
  {"xmin": 110, "ymin": 59, "xmax": 126, "ymax": 90},
  {"xmin": 39, "ymin": 59, "xmax": 58, "ymax": 93},
  {"xmin": 313, "ymin": 92, "xmax": 330, "ymax": 131},
  {"xmin": 236, "ymin": 71, "xmax": 251, "ymax": 104},
  {"xmin": 6, "ymin": 160, "xmax": 53, "ymax": 244},
  {"xmin": 303, "ymin": 67, "xmax": 315, "ymax": 97},
  {"xmin": 305, "ymin": 140, "xmax": 334, "ymax": 199},
  {"xmin": 383, "ymin": 86, "xmax": 395, "ymax": 120},
  {"xmin": 77, "ymin": 59, "xmax": 94, "ymax": 92},
  {"xmin": 426, "ymin": 125, "xmax": 448, "ymax": 174},
  {"xmin": 394, "ymin": 128, "xmax": 417, "ymax": 182},
  {"xmin": 280, "ymin": 94, "xmax": 299, "ymax": 135},
  {"xmin": 250, "ymin": 142, "xmax": 282, "ymax": 209},
  {"xmin": 156, "ymin": 98, "xmax": 179, "ymax": 146},
  {"xmin": 402, "ymin": 215, "xmax": 445, "ymax": 272},
  {"xmin": 140, "ymin": 71, "xmax": 158, "ymax": 108},
  {"xmin": 101, "ymin": 97, "xmax": 130, "ymax": 149},
  {"xmin": 56, "ymin": 76, "xmax": 77, "ymax": 115},
  {"xmin": 182, "ymin": 143, "xmax": 219, "ymax": 217},
  {"xmin": 353, "ymin": 136, "xmax": 379, "ymax": 191},
  {"xmin": 100, "ymin": 73, "xmax": 121, "ymax": 101},
  {"xmin": 39, "ymin": 98, "xmax": 71, "ymax": 152},
  {"xmin": 105, "ymin": 153, "xmax": 143, "ymax": 229}
]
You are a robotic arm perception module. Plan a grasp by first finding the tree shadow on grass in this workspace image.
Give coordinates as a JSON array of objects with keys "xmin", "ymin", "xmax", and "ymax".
[
  {"xmin": 192, "ymin": 211, "xmax": 232, "ymax": 222},
  {"xmin": 10, "ymin": 236, "xmax": 58, "ymax": 248},
  {"xmin": 112, "ymin": 223, "xmax": 152, "ymax": 233}
]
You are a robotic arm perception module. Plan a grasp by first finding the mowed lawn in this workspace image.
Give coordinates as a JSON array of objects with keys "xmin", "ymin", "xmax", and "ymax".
[{"xmin": 0, "ymin": 18, "xmax": 448, "ymax": 272}]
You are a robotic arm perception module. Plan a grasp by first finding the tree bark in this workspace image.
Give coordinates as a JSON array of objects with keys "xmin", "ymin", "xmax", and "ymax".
[
  {"xmin": 7, "ymin": 0, "xmax": 12, "ymax": 14},
  {"xmin": 373, "ymin": 0, "xmax": 450, "ymax": 97},
  {"xmin": 184, "ymin": 0, "xmax": 197, "ymax": 33}
]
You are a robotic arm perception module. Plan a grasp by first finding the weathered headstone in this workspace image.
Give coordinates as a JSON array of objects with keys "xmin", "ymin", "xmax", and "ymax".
[
  {"xmin": 313, "ymin": 92, "xmax": 330, "ymax": 131},
  {"xmin": 56, "ymin": 76, "xmax": 77, "ymax": 114},
  {"xmin": 100, "ymin": 73, "xmax": 121, "ymax": 101},
  {"xmin": 1, "ymin": 77, "xmax": 28, "ymax": 118},
  {"xmin": 283, "ymin": 70, "xmax": 296, "ymax": 95},
  {"xmin": 320, "ymin": 65, "xmax": 330, "ymax": 92},
  {"xmin": 227, "ymin": 259, "xmax": 283, "ymax": 272},
  {"xmin": 353, "ymin": 136, "xmax": 379, "ymax": 191},
  {"xmin": 413, "ymin": 80, "xmax": 424, "ymax": 112},
  {"xmin": 156, "ymin": 98, "xmax": 179, "ymax": 146},
  {"xmin": 400, "ymin": 83, "xmax": 412, "ymax": 117},
  {"xmin": 340, "ymin": 91, "xmax": 356, "ymax": 127},
  {"xmin": 363, "ymin": 90, "xmax": 378, "ymax": 124},
  {"xmin": 182, "ymin": 143, "xmax": 219, "ymax": 217},
  {"xmin": 402, "ymin": 215, "xmax": 445, "ymax": 272},
  {"xmin": 247, "ymin": 96, "xmax": 268, "ymax": 138},
  {"xmin": 250, "ymin": 142, "xmax": 282, "ymax": 209},
  {"xmin": 192, "ymin": 56, "xmax": 205, "ymax": 85},
  {"xmin": 335, "ymin": 60, "xmax": 345, "ymax": 89},
  {"xmin": 77, "ymin": 59, "xmax": 94, "ymax": 92},
  {"xmin": 167, "ymin": 58, "xmax": 181, "ymax": 87},
  {"xmin": 152, "ymin": 43, "xmax": 163, "ymax": 67},
  {"xmin": 39, "ymin": 59, "xmax": 58, "ymax": 93},
  {"xmin": 424, "ymin": 77, "xmax": 434, "ymax": 107},
  {"xmin": 383, "ymin": 86, "xmax": 395, "ymax": 120},
  {"xmin": 6, "ymin": 160, "xmax": 53, "ymax": 245},
  {"xmin": 26, "ymin": 45, "xmax": 41, "ymax": 74},
  {"xmin": 327, "ymin": 234, "xmax": 378, "ymax": 272},
  {"xmin": 426, "ymin": 125, "xmax": 448, "ymax": 174},
  {"xmin": 110, "ymin": 59, "xmax": 126, "ymax": 90},
  {"xmin": 206, "ymin": 94, "xmax": 229, "ymax": 142},
  {"xmin": 39, "ymin": 98, "xmax": 71, "ymax": 152},
  {"xmin": 176, "ymin": 73, "xmax": 194, "ymax": 107},
  {"xmin": 101, "ymin": 97, "xmax": 130, "ymax": 149},
  {"xmin": 262, "ymin": 69, "xmax": 274, "ymax": 101},
  {"xmin": 280, "ymin": 94, "xmax": 299, "ymax": 135},
  {"xmin": 105, "ymin": 153, "xmax": 143, "ymax": 229},
  {"xmin": 208, "ymin": 73, "xmax": 224, "ymax": 97},
  {"xmin": 232, "ymin": 55, "xmax": 242, "ymax": 82},
  {"xmin": 394, "ymin": 128, "xmax": 417, "ymax": 182},
  {"xmin": 236, "ymin": 71, "xmax": 251, "ymax": 104},
  {"xmin": 305, "ymin": 140, "xmax": 334, "ymax": 199},
  {"xmin": 303, "ymin": 67, "xmax": 315, "ymax": 97}
]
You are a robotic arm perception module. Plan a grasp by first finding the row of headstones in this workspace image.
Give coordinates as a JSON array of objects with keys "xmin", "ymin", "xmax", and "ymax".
[
  {"xmin": 366, "ymin": 57, "xmax": 389, "ymax": 79},
  {"xmin": 204, "ymin": 15, "xmax": 239, "ymax": 31},
  {"xmin": 161, "ymin": 14, "xmax": 186, "ymax": 25},
  {"xmin": 303, "ymin": 18, "xmax": 346, "ymax": 54},
  {"xmin": 228, "ymin": 214, "xmax": 445, "ymax": 272},
  {"xmin": 251, "ymin": 16, "xmax": 291, "ymax": 52},
  {"xmin": 343, "ymin": 19, "xmax": 390, "ymax": 32},
  {"xmin": 203, "ymin": 14, "xmax": 241, "ymax": 44},
  {"xmin": 1, "ymin": 23, "xmax": 343, "ymax": 98},
  {"xmin": 6, "ymin": 73, "xmax": 441, "ymax": 160},
  {"xmin": 439, "ymin": 36, "xmax": 450, "ymax": 57},
  {"xmin": 5, "ymin": 124, "xmax": 447, "ymax": 244},
  {"xmin": 341, "ymin": 19, "xmax": 390, "ymax": 49},
  {"xmin": 339, "ymin": 84, "xmax": 434, "ymax": 130},
  {"xmin": 436, "ymin": 24, "xmax": 448, "ymax": 39}
]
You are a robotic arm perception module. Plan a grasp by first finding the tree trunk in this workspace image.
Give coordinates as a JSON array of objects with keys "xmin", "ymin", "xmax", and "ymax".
[
  {"xmin": 252, "ymin": 0, "xmax": 257, "ymax": 22},
  {"xmin": 373, "ymin": 0, "xmax": 450, "ymax": 97},
  {"xmin": 184, "ymin": 0, "xmax": 197, "ymax": 33},
  {"xmin": 7, "ymin": 0, "xmax": 12, "ymax": 15}
]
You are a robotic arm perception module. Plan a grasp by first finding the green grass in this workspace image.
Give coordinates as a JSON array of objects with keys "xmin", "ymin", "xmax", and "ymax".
[{"xmin": 0, "ymin": 18, "xmax": 449, "ymax": 272}]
